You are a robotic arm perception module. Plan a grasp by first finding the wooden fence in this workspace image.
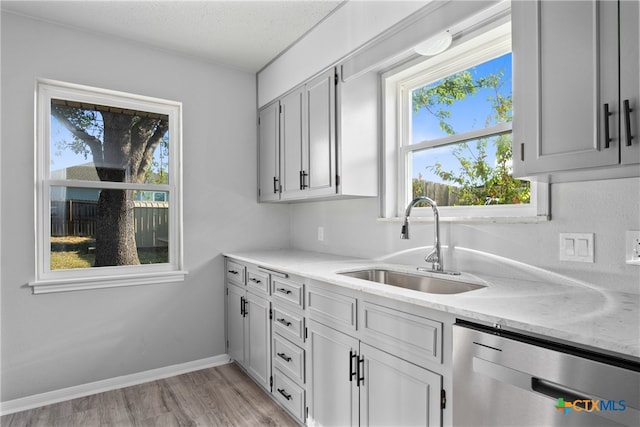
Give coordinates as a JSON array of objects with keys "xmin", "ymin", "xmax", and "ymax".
[{"xmin": 51, "ymin": 200, "xmax": 169, "ymax": 248}]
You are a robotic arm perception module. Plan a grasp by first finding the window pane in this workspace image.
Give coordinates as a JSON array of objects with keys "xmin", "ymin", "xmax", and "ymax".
[
  {"xmin": 409, "ymin": 134, "xmax": 530, "ymax": 207},
  {"xmin": 411, "ymin": 53, "xmax": 512, "ymax": 144},
  {"xmin": 50, "ymin": 99, "xmax": 170, "ymax": 184},
  {"xmin": 50, "ymin": 187, "xmax": 169, "ymax": 270}
]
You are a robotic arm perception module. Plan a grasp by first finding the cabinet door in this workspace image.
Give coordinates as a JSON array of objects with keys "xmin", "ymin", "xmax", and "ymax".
[
  {"xmin": 306, "ymin": 319, "xmax": 359, "ymax": 427},
  {"xmin": 513, "ymin": 0, "xmax": 619, "ymax": 175},
  {"xmin": 359, "ymin": 343, "xmax": 442, "ymax": 427},
  {"xmin": 620, "ymin": 0, "xmax": 640, "ymax": 165},
  {"xmin": 280, "ymin": 87, "xmax": 306, "ymax": 200},
  {"xmin": 244, "ymin": 292, "xmax": 271, "ymax": 390},
  {"xmin": 258, "ymin": 102, "xmax": 280, "ymax": 201},
  {"xmin": 226, "ymin": 283, "xmax": 245, "ymax": 364},
  {"xmin": 305, "ymin": 69, "xmax": 337, "ymax": 197}
]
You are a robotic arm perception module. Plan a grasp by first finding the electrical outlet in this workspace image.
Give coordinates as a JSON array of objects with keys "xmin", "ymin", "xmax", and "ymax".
[
  {"xmin": 317, "ymin": 226, "xmax": 325, "ymax": 242},
  {"xmin": 626, "ymin": 230, "xmax": 640, "ymax": 265}
]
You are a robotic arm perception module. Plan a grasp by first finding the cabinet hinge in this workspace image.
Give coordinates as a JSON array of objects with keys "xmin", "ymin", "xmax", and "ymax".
[
  {"xmin": 520, "ymin": 143, "xmax": 525, "ymax": 162},
  {"xmin": 270, "ymin": 375, "xmax": 273, "ymax": 392},
  {"xmin": 305, "ymin": 327, "xmax": 308, "ymax": 340},
  {"xmin": 226, "ymin": 340, "xmax": 229, "ymax": 349},
  {"xmin": 335, "ymin": 174, "xmax": 340, "ymax": 186},
  {"xmin": 306, "ymin": 406, "xmax": 309, "ymax": 419},
  {"xmin": 335, "ymin": 71, "xmax": 339, "ymax": 85},
  {"xmin": 279, "ymin": 104, "xmax": 282, "ymax": 113},
  {"xmin": 269, "ymin": 308, "xmax": 273, "ymax": 320},
  {"xmin": 441, "ymin": 389, "xmax": 447, "ymax": 409}
]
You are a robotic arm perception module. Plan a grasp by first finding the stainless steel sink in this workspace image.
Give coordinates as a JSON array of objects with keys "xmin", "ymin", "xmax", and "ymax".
[{"xmin": 338, "ymin": 269, "xmax": 485, "ymax": 294}]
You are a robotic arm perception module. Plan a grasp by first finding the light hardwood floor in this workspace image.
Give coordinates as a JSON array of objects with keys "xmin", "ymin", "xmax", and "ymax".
[{"xmin": 1, "ymin": 363, "xmax": 299, "ymax": 427}]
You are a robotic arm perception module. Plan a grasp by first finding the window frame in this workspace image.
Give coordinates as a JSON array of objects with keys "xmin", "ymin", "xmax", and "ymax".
[
  {"xmin": 32, "ymin": 79, "xmax": 186, "ymax": 294},
  {"xmin": 381, "ymin": 21, "xmax": 548, "ymax": 221}
]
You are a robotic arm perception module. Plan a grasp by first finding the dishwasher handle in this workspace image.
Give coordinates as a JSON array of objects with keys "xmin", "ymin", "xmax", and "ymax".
[
  {"xmin": 474, "ymin": 357, "xmax": 593, "ymax": 403},
  {"xmin": 531, "ymin": 377, "xmax": 593, "ymax": 404}
]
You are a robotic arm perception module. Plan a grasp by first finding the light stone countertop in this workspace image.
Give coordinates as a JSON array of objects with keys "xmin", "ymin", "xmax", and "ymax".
[{"xmin": 224, "ymin": 249, "xmax": 640, "ymax": 361}]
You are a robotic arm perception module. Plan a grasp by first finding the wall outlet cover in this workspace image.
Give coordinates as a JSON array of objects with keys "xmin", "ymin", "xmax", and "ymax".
[{"xmin": 626, "ymin": 230, "xmax": 640, "ymax": 266}]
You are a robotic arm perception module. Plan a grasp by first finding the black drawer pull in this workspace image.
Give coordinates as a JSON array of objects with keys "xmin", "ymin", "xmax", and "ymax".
[
  {"xmin": 228, "ymin": 270, "xmax": 238, "ymax": 275},
  {"xmin": 276, "ymin": 318, "xmax": 292, "ymax": 327},
  {"xmin": 249, "ymin": 278, "xmax": 262, "ymax": 284},
  {"xmin": 276, "ymin": 287, "xmax": 292, "ymax": 295},
  {"xmin": 277, "ymin": 352, "xmax": 292, "ymax": 362},
  {"xmin": 277, "ymin": 388, "xmax": 292, "ymax": 401}
]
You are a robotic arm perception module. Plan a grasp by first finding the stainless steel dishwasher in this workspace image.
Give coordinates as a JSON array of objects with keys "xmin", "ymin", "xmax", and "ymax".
[{"xmin": 453, "ymin": 321, "xmax": 640, "ymax": 426}]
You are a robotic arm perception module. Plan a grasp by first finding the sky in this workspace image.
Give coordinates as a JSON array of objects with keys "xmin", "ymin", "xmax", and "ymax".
[{"xmin": 410, "ymin": 52, "xmax": 513, "ymax": 185}]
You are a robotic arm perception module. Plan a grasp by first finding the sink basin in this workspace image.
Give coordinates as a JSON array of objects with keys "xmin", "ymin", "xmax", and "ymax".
[{"xmin": 338, "ymin": 268, "xmax": 485, "ymax": 294}]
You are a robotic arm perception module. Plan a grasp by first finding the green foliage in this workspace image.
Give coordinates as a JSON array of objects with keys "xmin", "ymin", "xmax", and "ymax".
[{"xmin": 412, "ymin": 64, "xmax": 529, "ymax": 206}]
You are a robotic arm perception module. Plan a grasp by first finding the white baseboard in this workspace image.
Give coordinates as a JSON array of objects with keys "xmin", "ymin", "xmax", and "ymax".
[{"xmin": 0, "ymin": 354, "xmax": 231, "ymax": 416}]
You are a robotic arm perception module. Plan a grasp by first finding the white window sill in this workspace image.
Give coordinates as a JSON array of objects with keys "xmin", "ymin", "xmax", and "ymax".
[
  {"xmin": 28, "ymin": 271, "xmax": 188, "ymax": 294},
  {"xmin": 378, "ymin": 215, "xmax": 549, "ymax": 225}
]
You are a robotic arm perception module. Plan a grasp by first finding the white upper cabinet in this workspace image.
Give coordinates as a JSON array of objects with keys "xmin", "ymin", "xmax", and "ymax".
[
  {"xmin": 620, "ymin": 0, "xmax": 640, "ymax": 166},
  {"xmin": 280, "ymin": 86, "xmax": 306, "ymax": 200},
  {"xmin": 258, "ymin": 102, "xmax": 280, "ymax": 202},
  {"xmin": 258, "ymin": 67, "xmax": 377, "ymax": 202},
  {"xmin": 304, "ymin": 69, "xmax": 337, "ymax": 198},
  {"xmin": 513, "ymin": 0, "xmax": 639, "ymax": 178}
]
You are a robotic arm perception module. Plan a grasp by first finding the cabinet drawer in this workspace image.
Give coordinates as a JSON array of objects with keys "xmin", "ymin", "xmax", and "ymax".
[
  {"xmin": 306, "ymin": 285, "xmax": 357, "ymax": 333},
  {"xmin": 272, "ymin": 306, "xmax": 304, "ymax": 343},
  {"xmin": 273, "ymin": 369, "xmax": 305, "ymax": 423},
  {"xmin": 271, "ymin": 277, "xmax": 303, "ymax": 308},
  {"xmin": 273, "ymin": 333, "xmax": 305, "ymax": 385},
  {"xmin": 226, "ymin": 260, "xmax": 245, "ymax": 285},
  {"xmin": 360, "ymin": 301, "xmax": 442, "ymax": 366},
  {"xmin": 247, "ymin": 270, "xmax": 269, "ymax": 295}
]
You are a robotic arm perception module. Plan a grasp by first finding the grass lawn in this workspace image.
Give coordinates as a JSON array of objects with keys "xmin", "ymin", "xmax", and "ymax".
[{"xmin": 51, "ymin": 236, "xmax": 168, "ymax": 270}]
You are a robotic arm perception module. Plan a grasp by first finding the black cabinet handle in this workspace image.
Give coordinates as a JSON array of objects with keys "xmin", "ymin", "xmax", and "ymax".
[
  {"xmin": 277, "ymin": 352, "xmax": 292, "ymax": 362},
  {"xmin": 273, "ymin": 176, "xmax": 279, "ymax": 194},
  {"xmin": 276, "ymin": 287, "xmax": 292, "ymax": 295},
  {"xmin": 300, "ymin": 170, "xmax": 308, "ymax": 189},
  {"xmin": 624, "ymin": 99, "xmax": 634, "ymax": 147},
  {"xmin": 276, "ymin": 318, "xmax": 292, "ymax": 327},
  {"xmin": 228, "ymin": 270, "xmax": 238, "ymax": 275},
  {"xmin": 277, "ymin": 388, "xmax": 292, "ymax": 401},
  {"xmin": 249, "ymin": 278, "xmax": 261, "ymax": 284},
  {"xmin": 603, "ymin": 103, "xmax": 612, "ymax": 149},
  {"xmin": 357, "ymin": 355, "xmax": 365, "ymax": 386},
  {"xmin": 349, "ymin": 350, "xmax": 357, "ymax": 382},
  {"xmin": 240, "ymin": 296, "xmax": 245, "ymax": 316}
]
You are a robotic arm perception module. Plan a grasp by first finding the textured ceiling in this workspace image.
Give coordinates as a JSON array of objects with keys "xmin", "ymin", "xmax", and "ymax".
[{"xmin": 1, "ymin": 0, "xmax": 343, "ymax": 72}]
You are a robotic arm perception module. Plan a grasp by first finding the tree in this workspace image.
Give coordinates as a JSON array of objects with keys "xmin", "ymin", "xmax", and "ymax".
[
  {"xmin": 51, "ymin": 103, "xmax": 168, "ymax": 267},
  {"xmin": 412, "ymin": 65, "xmax": 530, "ymax": 205}
]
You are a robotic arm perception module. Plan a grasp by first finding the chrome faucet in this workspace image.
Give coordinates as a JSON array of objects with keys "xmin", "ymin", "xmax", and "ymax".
[{"xmin": 400, "ymin": 196, "xmax": 446, "ymax": 273}]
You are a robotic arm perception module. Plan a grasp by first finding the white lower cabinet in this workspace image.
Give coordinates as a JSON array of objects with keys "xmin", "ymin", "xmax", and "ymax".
[
  {"xmin": 359, "ymin": 343, "xmax": 442, "ymax": 427},
  {"xmin": 225, "ymin": 258, "xmax": 450, "ymax": 426},
  {"xmin": 225, "ymin": 281, "xmax": 271, "ymax": 391},
  {"xmin": 306, "ymin": 319, "xmax": 443, "ymax": 427},
  {"xmin": 306, "ymin": 319, "xmax": 360, "ymax": 426}
]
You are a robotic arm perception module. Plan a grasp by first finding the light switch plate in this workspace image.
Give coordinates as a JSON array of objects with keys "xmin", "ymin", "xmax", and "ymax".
[{"xmin": 559, "ymin": 233, "xmax": 594, "ymax": 263}]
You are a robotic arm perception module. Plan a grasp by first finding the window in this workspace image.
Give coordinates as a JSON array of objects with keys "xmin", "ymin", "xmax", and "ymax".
[
  {"xmin": 32, "ymin": 80, "xmax": 185, "ymax": 293},
  {"xmin": 382, "ymin": 21, "xmax": 548, "ymax": 220}
]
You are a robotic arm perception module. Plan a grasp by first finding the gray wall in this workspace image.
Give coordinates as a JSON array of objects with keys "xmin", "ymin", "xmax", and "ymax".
[
  {"xmin": 291, "ymin": 178, "xmax": 640, "ymax": 293},
  {"xmin": 0, "ymin": 12, "xmax": 290, "ymax": 401}
]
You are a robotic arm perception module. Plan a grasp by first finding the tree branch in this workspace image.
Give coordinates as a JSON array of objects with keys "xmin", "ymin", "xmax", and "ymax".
[{"xmin": 51, "ymin": 106, "xmax": 104, "ymax": 163}]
